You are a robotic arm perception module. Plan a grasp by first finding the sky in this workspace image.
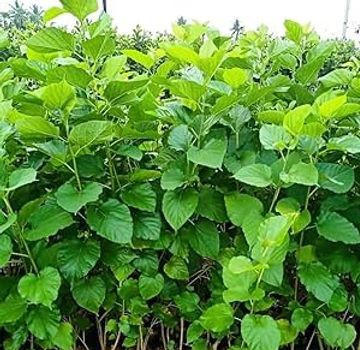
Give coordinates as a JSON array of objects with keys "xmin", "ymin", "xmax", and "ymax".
[{"xmin": 1, "ymin": 0, "xmax": 360, "ymax": 40}]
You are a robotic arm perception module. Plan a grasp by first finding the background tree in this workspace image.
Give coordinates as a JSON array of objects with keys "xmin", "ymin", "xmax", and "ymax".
[{"xmin": 231, "ymin": 19, "xmax": 244, "ymax": 40}]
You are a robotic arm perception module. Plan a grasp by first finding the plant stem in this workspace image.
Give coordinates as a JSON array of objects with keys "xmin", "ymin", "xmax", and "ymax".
[
  {"xmin": 3, "ymin": 196, "xmax": 38, "ymax": 274},
  {"xmin": 179, "ymin": 318, "xmax": 184, "ymax": 350}
]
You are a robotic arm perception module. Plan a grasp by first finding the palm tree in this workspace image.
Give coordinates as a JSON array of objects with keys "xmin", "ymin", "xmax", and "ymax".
[{"xmin": 231, "ymin": 19, "xmax": 244, "ymax": 41}]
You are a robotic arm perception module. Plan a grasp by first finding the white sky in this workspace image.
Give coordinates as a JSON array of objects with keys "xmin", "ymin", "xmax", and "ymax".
[{"xmin": 1, "ymin": 0, "xmax": 360, "ymax": 40}]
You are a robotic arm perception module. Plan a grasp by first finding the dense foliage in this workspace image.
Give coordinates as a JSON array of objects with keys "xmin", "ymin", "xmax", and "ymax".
[{"xmin": 1, "ymin": 1, "xmax": 360, "ymax": 350}]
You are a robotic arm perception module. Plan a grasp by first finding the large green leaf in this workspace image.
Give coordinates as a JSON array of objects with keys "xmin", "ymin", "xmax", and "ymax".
[
  {"xmin": 317, "ymin": 163, "xmax": 354, "ymax": 193},
  {"xmin": 225, "ymin": 193, "xmax": 263, "ymax": 227},
  {"xmin": 83, "ymin": 36, "xmax": 116, "ymax": 61},
  {"xmin": 200, "ymin": 304, "xmax": 234, "ymax": 333},
  {"xmin": 298, "ymin": 262, "xmax": 339, "ymax": 303},
  {"xmin": 283, "ymin": 104, "xmax": 312, "ymax": 135},
  {"xmin": 196, "ymin": 187, "xmax": 227, "ymax": 222},
  {"xmin": 60, "ymin": 0, "xmax": 98, "ymax": 21},
  {"xmin": 121, "ymin": 183, "xmax": 156, "ymax": 212},
  {"xmin": 187, "ymin": 138, "xmax": 227, "ymax": 169},
  {"xmin": 27, "ymin": 28, "xmax": 75, "ymax": 53},
  {"xmin": 18, "ymin": 267, "xmax": 61, "ymax": 308},
  {"xmin": 295, "ymin": 57, "xmax": 324, "ymax": 84},
  {"xmin": 138, "ymin": 273, "xmax": 164, "ymax": 300},
  {"xmin": 234, "ymin": 164, "xmax": 272, "ymax": 187},
  {"xmin": 25, "ymin": 205, "xmax": 74, "ymax": 241},
  {"xmin": 57, "ymin": 239, "xmax": 100, "ymax": 282},
  {"xmin": 52, "ymin": 322, "xmax": 74, "ymax": 350},
  {"xmin": 41, "ymin": 81, "xmax": 75, "ymax": 112},
  {"xmin": 55, "ymin": 182, "xmax": 103, "ymax": 213},
  {"xmin": 164, "ymin": 256, "xmax": 189, "ymax": 280},
  {"xmin": 327, "ymin": 135, "xmax": 360, "ymax": 154},
  {"xmin": 69, "ymin": 121, "xmax": 114, "ymax": 149},
  {"xmin": 133, "ymin": 212, "xmax": 161, "ymax": 241},
  {"xmin": 123, "ymin": 49, "xmax": 155, "ymax": 69},
  {"xmin": 317, "ymin": 211, "xmax": 360, "ymax": 244},
  {"xmin": 241, "ymin": 314, "xmax": 281, "ymax": 350},
  {"xmin": 162, "ymin": 188, "xmax": 198, "ymax": 230},
  {"xmin": 259, "ymin": 124, "xmax": 292, "ymax": 151},
  {"xmin": 0, "ymin": 293, "xmax": 27, "ymax": 324},
  {"xmin": 26, "ymin": 306, "xmax": 60, "ymax": 340},
  {"xmin": 160, "ymin": 168, "xmax": 187, "ymax": 191},
  {"xmin": 71, "ymin": 277, "xmax": 106, "ymax": 314},
  {"xmin": 15, "ymin": 115, "xmax": 59, "ymax": 140},
  {"xmin": 281, "ymin": 162, "xmax": 318, "ymax": 186},
  {"xmin": 318, "ymin": 317, "xmax": 356, "ymax": 349},
  {"xmin": 187, "ymin": 220, "xmax": 219, "ymax": 258},
  {"xmin": 7, "ymin": 168, "xmax": 37, "ymax": 191},
  {"xmin": 87, "ymin": 199, "xmax": 133, "ymax": 244}
]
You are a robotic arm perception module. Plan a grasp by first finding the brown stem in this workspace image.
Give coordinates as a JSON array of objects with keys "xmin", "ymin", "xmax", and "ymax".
[
  {"xmin": 179, "ymin": 318, "xmax": 184, "ymax": 350},
  {"xmin": 161, "ymin": 323, "xmax": 167, "ymax": 350}
]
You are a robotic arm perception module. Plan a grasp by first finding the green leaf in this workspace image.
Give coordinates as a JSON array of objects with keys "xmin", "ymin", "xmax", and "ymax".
[
  {"xmin": 188, "ymin": 220, "xmax": 219, "ymax": 258},
  {"xmin": 115, "ymin": 144, "xmax": 143, "ymax": 161},
  {"xmin": 0, "ymin": 213, "xmax": 16, "ymax": 234},
  {"xmin": 223, "ymin": 68, "xmax": 248, "ymax": 88},
  {"xmin": 291, "ymin": 308, "xmax": 313, "ymax": 333},
  {"xmin": 101, "ymin": 56, "xmax": 127, "ymax": 79},
  {"xmin": 319, "ymin": 68, "xmax": 354, "ymax": 88},
  {"xmin": 228, "ymin": 255, "xmax": 254, "ymax": 274},
  {"xmin": 83, "ymin": 36, "xmax": 116, "ymax": 61},
  {"xmin": 259, "ymin": 216, "xmax": 290, "ymax": 248},
  {"xmin": 0, "ymin": 293, "xmax": 27, "ymax": 324},
  {"xmin": 317, "ymin": 163, "xmax": 354, "ymax": 193},
  {"xmin": 284, "ymin": 20, "xmax": 303, "ymax": 43},
  {"xmin": 56, "ymin": 182, "xmax": 102, "ymax": 213},
  {"xmin": 328, "ymin": 135, "xmax": 360, "ymax": 154},
  {"xmin": 164, "ymin": 256, "xmax": 189, "ymax": 280},
  {"xmin": 225, "ymin": 193, "xmax": 263, "ymax": 227},
  {"xmin": 281, "ymin": 162, "xmax": 318, "ymax": 186},
  {"xmin": 52, "ymin": 322, "xmax": 74, "ymax": 350},
  {"xmin": 318, "ymin": 317, "xmax": 356, "ymax": 349},
  {"xmin": 26, "ymin": 306, "xmax": 60, "ymax": 340},
  {"xmin": 0, "ymin": 235, "xmax": 12, "ymax": 267},
  {"xmin": 138, "ymin": 273, "xmax": 164, "ymax": 300},
  {"xmin": 200, "ymin": 304, "xmax": 234, "ymax": 333},
  {"xmin": 71, "ymin": 277, "xmax": 106, "ymax": 314},
  {"xmin": 196, "ymin": 187, "xmax": 227, "ymax": 222},
  {"xmin": 277, "ymin": 319, "xmax": 298, "ymax": 346},
  {"xmin": 43, "ymin": 7, "xmax": 67, "ymax": 22},
  {"xmin": 187, "ymin": 138, "xmax": 227, "ymax": 169},
  {"xmin": 15, "ymin": 115, "xmax": 59, "ymax": 140},
  {"xmin": 161, "ymin": 168, "xmax": 187, "ymax": 190},
  {"xmin": 283, "ymin": 105, "xmax": 312, "ymax": 135},
  {"xmin": 168, "ymin": 125, "xmax": 193, "ymax": 151},
  {"xmin": 7, "ymin": 168, "xmax": 37, "ymax": 191},
  {"xmin": 162, "ymin": 188, "xmax": 198, "ymax": 230},
  {"xmin": 259, "ymin": 125, "xmax": 292, "ymax": 151},
  {"xmin": 319, "ymin": 95, "xmax": 347, "ymax": 119},
  {"xmin": 27, "ymin": 28, "xmax": 75, "ymax": 53},
  {"xmin": 69, "ymin": 121, "xmax": 114, "ymax": 149},
  {"xmin": 187, "ymin": 321, "xmax": 204, "ymax": 343},
  {"xmin": 134, "ymin": 212, "xmax": 161, "ymax": 241},
  {"xmin": 60, "ymin": 0, "xmax": 98, "ymax": 21},
  {"xmin": 295, "ymin": 57, "xmax": 324, "ymax": 84},
  {"xmin": 123, "ymin": 49, "xmax": 155, "ymax": 69},
  {"xmin": 87, "ymin": 199, "xmax": 133, "ymax": 244},
  {"xmin": 57, "ymin": 239, "xmax": 100, "ymax": 282},
  {"xmin": 241, "ymin": 314, "xmax": 281, "ymax": 350},
  {"xmin": 121, "ymin": 183, "xmax": 156, "ymax": 212},
  {"xmin": 298, "ymin": 262, "xmax": 339, "ymax": 303},
  {"xmin": 18, "ymin": 267, "xmax": 61, "ymax": 308},
  {"xmin": 41, "ymin": 81, "xmax": 75, "ymax": 112},
  {"xmin": 234, "ymin": 164, "xmax": 272, "ymax": 187},
  {"xmin": 25, "ymin": 205, "xmax": 74, "ymax": 241},
  {"xmin": 317, "ymin": 211, "xmax": 360, "ymax": 244}
]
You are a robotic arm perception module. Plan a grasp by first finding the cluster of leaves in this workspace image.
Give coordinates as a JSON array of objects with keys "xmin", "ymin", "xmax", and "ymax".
[{"xmin": 1, "ymin": 1, "xmax": 360, "ymax": 350}]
